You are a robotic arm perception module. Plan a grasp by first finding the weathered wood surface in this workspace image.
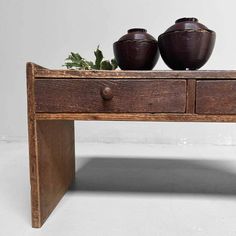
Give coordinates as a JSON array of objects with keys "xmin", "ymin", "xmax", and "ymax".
[
  {"xmin": 35, "ymin": 79, "xmax": 186, "ymax": 113},
  {"xmin": 35, "ymin": 68, "xmax": 236, "ymax": 79},
  {"xmin": 196, "ymin": 80, "xmax": 236, "ymax": 114},
  {"xmin": 27, "ymin": 62, "xmax": 236, "ymax": 228},
  {"xmin": 186, "ymin": 79, "xmax": 196, "ymax": 113},
  {"xmin": 27, "ymin": 63, "xmax": 40, "ymax": 227},
  {"xmin": 27, "ymin": 63, "xmax": 75, "ymax": 228},
  {"xmin": 35, "ymin": 113, "xmax": 236, "ymax": 122},
  {"xmin": 36, "ymin": 120, "xmax": 75, "ymax": 227}
]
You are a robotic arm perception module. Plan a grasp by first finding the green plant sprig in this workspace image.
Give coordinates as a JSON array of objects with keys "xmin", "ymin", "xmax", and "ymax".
[{"xmin": 63, "ymin": 46, "xmax": 117, "ymax": 70}]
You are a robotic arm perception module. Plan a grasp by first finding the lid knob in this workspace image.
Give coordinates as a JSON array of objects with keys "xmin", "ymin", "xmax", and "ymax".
[
  {"xmin": 128, "ymin": 28, "xmax": 147, "ymax": 33},
  {"xmin": 175, "ymin": 17, "xmax": 198, "ymax": 23}
]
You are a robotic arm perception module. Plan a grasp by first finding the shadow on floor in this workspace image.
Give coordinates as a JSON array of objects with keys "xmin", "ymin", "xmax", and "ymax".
[{"xmin": 70, "ymin": 157, "xmax": 236, "ymax": 196}]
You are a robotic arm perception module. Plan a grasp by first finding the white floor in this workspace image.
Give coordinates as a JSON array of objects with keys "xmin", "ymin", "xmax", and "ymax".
[{"xmin": 1, "ymin": 142, "xmax": 236, "ymax": 236}]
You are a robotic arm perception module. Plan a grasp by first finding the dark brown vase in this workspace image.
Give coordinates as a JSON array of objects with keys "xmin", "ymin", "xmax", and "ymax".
[
  {"xmin": 113, "ymin": 28, "xmax": 159, "ymax": 70},
  {"xmin": 158, "ymin": 18, "xmax": 216, "ymax": 70}
]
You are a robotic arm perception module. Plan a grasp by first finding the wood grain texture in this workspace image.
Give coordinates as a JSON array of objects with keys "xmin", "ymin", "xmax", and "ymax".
[
  {"xmin": 186, "ymin": 79, "xmax": 196, "ymax": 113},
  {"xmin": 27, "ymin": 62, "xmax": 41, "ymax": 227},
  {"xmin": 36, "ymin": 120, "xmax": 75, "ymax": 227},
  {"xmin": 35, "ymin": 113, "xmax": 236, "ymax": 122},
  {"xmin": 27, "ymin": 63, "xmax": 75, "ymax": 228},
  {"xmin": 27, "ymin": 62, "xmax": 236, "ymax": 228},
  {"xmin": 35, "ymin": 67, "xmax": 236, "ymax": 79},
  {"xmin": 196, "ymin": 80, "xmax": 236, "ymax": 114},
  {"xmin": 35, "ymin": 79, "xmax": 186, "ymax": 113}
]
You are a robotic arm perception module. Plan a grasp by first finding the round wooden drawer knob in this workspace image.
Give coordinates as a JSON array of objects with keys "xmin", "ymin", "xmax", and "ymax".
[{"xmin": 100, "ymin": 87, "xmax": 113, "ymax": 100}]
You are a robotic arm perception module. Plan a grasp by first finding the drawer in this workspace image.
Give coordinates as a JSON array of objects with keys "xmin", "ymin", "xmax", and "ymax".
[
  {"xmin": 35, "ymin": 79, "xmax": 186, "ymax": 113},
  {"xmin": 196, "ymin": 80, "xmax": 236, "ymax": 114}
]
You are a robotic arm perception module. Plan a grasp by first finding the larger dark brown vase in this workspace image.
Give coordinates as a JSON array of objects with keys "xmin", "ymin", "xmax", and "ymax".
[
  {"xmin": 113, "ymin": 28, "xmax": 159, "ymax": 70},
  {"xmin": 158, "ymin": 18, "xmax": 216, "ymax": 70}
]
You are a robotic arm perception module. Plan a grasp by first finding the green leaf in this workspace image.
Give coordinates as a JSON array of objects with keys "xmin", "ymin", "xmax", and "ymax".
[
  {"xmin": 71, "ymin": 52, "xmax": 83, "ymax": 61},
  {"xmin": 111, "ymin": 59, "xmax": 118, "ymax": 70},
  {"xmin": 100, "ymin": 60, "xmax": 113, "ymax": 70},
  {"xmin": 94, "ymin": 46, "xmax": 103, "ymax": 69},
  {"xmin": 63, "ymin": 46, "xmax": 117, "ymax": 70},
  {"xmin": 87, "ymin": 61, "xmax": 95, "ymax": 68},
  {"xmin": 64, "ymin": 62, "xmax": 79, "ymax": 69}
]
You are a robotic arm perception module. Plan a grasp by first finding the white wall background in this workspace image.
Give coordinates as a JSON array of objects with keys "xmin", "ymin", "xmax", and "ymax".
[{"xmin": 0, "ymin": 0, "xmax": 236, "ymax": 144}]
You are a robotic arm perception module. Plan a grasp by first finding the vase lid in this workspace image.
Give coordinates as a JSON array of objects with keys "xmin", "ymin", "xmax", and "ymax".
[
  {"xmin": 165, "ymin": 18, "xmax": 210, "ymax": 33},
  {"xmin": 117, "ymin": 28, "xmax": 157, "ymax": 42}
]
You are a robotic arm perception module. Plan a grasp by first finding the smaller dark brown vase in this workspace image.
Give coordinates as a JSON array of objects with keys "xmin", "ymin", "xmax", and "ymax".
[
  {"xmin": 113, "ymin": 28, "xmax": 159, "ymax": 70},
  {"xmin": 158, "ymin": 18, "xmax": 216, "ymax": 70}
]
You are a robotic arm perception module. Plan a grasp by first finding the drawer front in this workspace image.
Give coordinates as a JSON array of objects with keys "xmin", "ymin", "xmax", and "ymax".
[
  {"xmin": 35, "ymin": 79, "xmax": 186, "ymax": 113},
  {"xmin": 196, "ymin": 80, "xmax": 236, "ymax": 114}
]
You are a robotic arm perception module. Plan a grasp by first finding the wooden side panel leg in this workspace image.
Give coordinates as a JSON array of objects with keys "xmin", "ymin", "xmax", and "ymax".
[
  {"xmin": 30, "ymin": 120, "xmax": 75, "ymax": 228},
  {"xmin": 27, "ymin": 62, "xmax": 75, "ymax": 228}
]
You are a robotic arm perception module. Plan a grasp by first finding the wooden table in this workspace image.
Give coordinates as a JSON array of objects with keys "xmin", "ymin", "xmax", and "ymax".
[{"xmin": 27, "ymin": 62, "xmax": 236, "ymax": 227}]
